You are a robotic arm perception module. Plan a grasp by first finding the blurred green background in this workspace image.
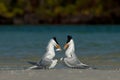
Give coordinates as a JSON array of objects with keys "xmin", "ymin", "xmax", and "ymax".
[{"xmin": 0, "ymin": 0, "xmax": 120, "ymax": 24}]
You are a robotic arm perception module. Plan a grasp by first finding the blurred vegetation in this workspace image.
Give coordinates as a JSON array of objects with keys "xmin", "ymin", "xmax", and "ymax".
[{"xmin": 0, "ymin": 0, "xmax": 120, "ymax": 24}]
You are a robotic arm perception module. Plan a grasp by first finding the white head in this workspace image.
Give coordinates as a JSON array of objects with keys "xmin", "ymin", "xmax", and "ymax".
[
  {"xmin": 47, "ymin": 37, "xmax": 61, "ymax": 52},
  {"xmin": 64, "ymin": 35, "xmax": 75, "ymax": 57}
]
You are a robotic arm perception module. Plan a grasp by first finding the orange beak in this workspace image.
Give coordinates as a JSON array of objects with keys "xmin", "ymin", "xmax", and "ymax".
[
  {"xmin": 56, "ymin": 44, "xmax": 60, "ymax": 49},
  {"xmin": 55, "ymin": 44, "xmax": 61, "ymax": 51},
  {"xmin": 64, "ymin": 43, "xmax": 69, "ymax": 49}
]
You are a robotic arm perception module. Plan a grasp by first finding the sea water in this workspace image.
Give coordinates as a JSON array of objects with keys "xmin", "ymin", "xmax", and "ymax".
[{"xmin": 0, "ymin": 25, "xmax": 120, "ymax": 70}]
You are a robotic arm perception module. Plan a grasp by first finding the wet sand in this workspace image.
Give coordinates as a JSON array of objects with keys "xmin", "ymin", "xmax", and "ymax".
[{"xmin": 0, "ymin": 69, "xmax": 120, "ymax": 80}]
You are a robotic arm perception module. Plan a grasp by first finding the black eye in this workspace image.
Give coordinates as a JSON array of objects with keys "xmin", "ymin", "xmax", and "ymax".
[
  {"xmin": 66, "ymin": 35, "xmax": 72, "ymax": 43},
  {"xmin": 53, "ymin": 37, "xmax": 59, "ymax": 44}
]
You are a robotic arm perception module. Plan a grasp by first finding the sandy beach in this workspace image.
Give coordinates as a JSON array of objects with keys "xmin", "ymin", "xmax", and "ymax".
[{"xmin": 0, "ymin": 69, "xmax": 120, "ymax": 80}]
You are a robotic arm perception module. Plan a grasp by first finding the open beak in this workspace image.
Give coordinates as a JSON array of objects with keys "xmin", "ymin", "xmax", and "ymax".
[
  {"xmin": 64, "ymin": 43, "xmax": 69, "ymax": 50},
  {"xmin": 55, "ymin": 44, "xmax": 62, "ymax": 51}
]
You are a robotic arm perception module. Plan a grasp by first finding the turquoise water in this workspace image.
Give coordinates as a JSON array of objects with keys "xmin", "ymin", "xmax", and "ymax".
[{"xmin": 0, "ymin": 25, "xmax": 120, "ymax": 70}]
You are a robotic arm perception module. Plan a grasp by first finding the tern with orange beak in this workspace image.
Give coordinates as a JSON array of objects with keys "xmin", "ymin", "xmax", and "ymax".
[
  {"xmin": 61, "ymin": 35, "xmax": 90, "ymax": 69},
  {"xmin": 27, "ymin": 37, "xmax": 61, "ymax": 70}
]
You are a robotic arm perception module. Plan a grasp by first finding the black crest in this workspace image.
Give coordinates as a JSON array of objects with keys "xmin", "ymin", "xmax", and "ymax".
[
  {"xmin": 66, "ymin": 35, "xmax": 72, "ymax": 43},
  {"xmin": 53, "ymin": 37, "xmax": 59, "ymax": 44}
]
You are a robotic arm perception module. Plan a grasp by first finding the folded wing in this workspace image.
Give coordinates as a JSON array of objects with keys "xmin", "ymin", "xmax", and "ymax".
[{"xmin": 64, "ymin": 57, "xmax": 90, "ymax": 69}]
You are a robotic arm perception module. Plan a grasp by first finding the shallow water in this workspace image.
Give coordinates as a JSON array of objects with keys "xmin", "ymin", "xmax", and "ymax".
[{"xmin": 0, "ymin": 25, "xmax": 120, "ymax": 70}]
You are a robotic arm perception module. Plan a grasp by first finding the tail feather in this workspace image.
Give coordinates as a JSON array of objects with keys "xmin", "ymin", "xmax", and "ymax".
[
  {"xmin": 71, "ymin": 66, "xmax": 90, "ymax": 69},
  {"xmin": 28, "ymin": 61, "xmax": 37, "ymax": 65},
  {"xmin": 27, "ymin": 61, "xmax": 44, "ymax": 70},
  {"xmin": 26, "ymin": 65, "xmax": 38, "ymax": 70}
]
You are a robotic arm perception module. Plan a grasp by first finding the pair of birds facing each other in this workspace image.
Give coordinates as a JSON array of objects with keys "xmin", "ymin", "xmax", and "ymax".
[{"xmin": 27, "ymin": 35, "xmax": 90, "ymax": 70}]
